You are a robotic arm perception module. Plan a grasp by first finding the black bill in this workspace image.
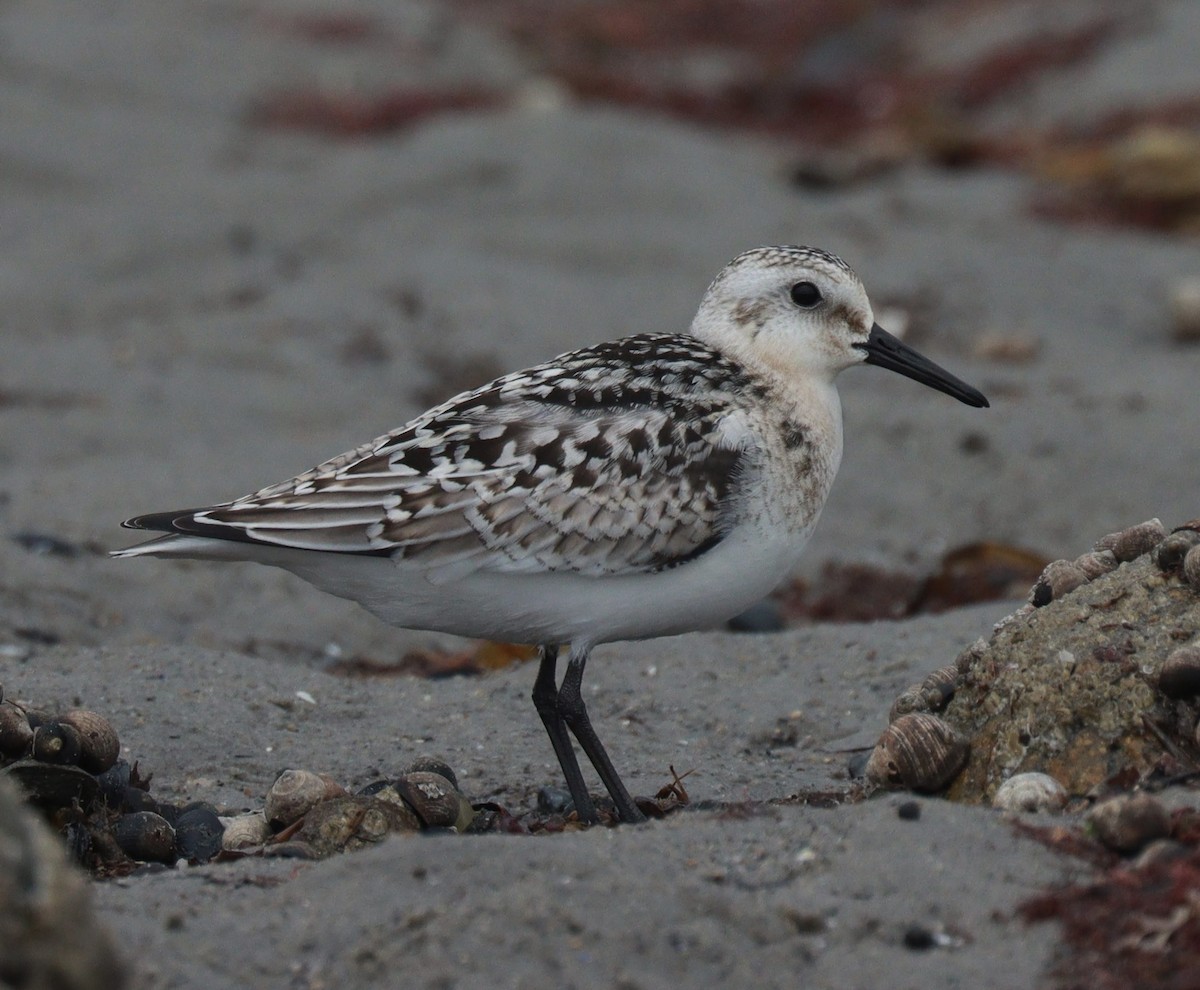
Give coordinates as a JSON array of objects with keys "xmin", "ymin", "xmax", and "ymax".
[{"xmin": 855, "ymin": 324, "xmax": 989, "ymax": 408}]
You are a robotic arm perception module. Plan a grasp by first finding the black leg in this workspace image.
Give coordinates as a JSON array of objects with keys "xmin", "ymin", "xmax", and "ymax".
[
  {"xmin": 531, "ymin": 644, "xmax": 598, "ymax": 824},
  {"xmin": 558, "ymin": 647, "xmax": 647, "ymax": 824}
]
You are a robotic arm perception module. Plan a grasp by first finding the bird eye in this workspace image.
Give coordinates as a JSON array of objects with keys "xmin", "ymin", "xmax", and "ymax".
[{"xmin": 789, "ymin": 281, "xmax": 822, "ymax": 308}]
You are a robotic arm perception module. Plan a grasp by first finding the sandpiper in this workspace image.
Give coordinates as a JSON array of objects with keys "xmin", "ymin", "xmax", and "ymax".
[{"xmin": 114, "ymin": 245, "xmax": 988, "ymax": 824}]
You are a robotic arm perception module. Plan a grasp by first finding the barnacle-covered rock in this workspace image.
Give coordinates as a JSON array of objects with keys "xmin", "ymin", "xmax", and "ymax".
[
  {"xmin": 943, "ymin": 547, "xmax": 1200, "ymax": 803},
  {"xmin": 1086, "ymin": 793, "xmax": 1171, "ymax": 853},
  {"xmin": 991, "ymin": 772, "xmax": 1068, "ymax": 814},
  {"xmin": 865, "ymin": 714, "xmax": 969, "ymax": 793}
]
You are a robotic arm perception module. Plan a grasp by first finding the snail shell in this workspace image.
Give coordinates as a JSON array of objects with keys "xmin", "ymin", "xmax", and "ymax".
[
  {"xmin": 992, "ymin": 772, "xmax": 1068, "ymax": 814},
  {"xmin": 1184, "ymin": 545, "xmax": 1200, "ymax": 590},
  {"xmin": 0, "ymin": 704, "xmax": 34, "ymax": 758},
  {"xmin": 393, "ymin": 771, "xmax": 472, "ymax": 830},
  {"xmin": 31, "ymin": 722, "xmax": 82, "ymax": 766},
  {"xmin": 221, "ymin": 812, "xmax": 270, "ymax": 851},
  {"xmin": 1073, "ymin": 549, "xmax": 1118, "ymax": 580},
  {"xmin": 865, "ymin": 714, "xmax": 970, "ymax": 793},
  {"xmin": 888, "ymin": 666, "xmax": 958, "ymax": 723},
  {"xmin": 174, "ymin": 807, "xmax": 225, "ymax": 863},
  {"xmin": 1155, "ymin": 530, "xmax": 1200, "ymax": 573},
  {"xmin": 1030, "ymin": 560, "xmax": 1088, "ymax": 608},
  {"xmin": 406, "ymin": 756, "xmax": 458, "ymax": 790},
  {"xmin": 57, "ymin": 709, "xmax": 120, "ymax": 774},
  {"xmin": 112, "ymin": 811, "xmax": 177, "ymax": 864},
  {"xmin": 264, "ymin": 769, "xmax": 344, "ymax": 829},
  {"xmin": 1094, "ymin": 519, "xmax": 1167, "ymax": 563},
  {"xmin": 1158, "ymin": 645, "xmax": 1200, "ymax": 699},
  {"xmin": 0, "ymin": 759, "xmax": 99, "ymax": 810},
  {"xmin": 1086, "ymin": 793, "xmax": 1171, "ymax": 854}
]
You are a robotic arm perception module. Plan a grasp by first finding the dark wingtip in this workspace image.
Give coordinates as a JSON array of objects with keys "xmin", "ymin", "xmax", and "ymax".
[{"xmin": 120, "ymin": 510, "xmax": 203, "ymax": 533}]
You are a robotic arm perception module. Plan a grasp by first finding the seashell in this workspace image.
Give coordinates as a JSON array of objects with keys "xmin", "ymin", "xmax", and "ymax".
[
  {"xmin": 1158, "ymin": 645, "xmax": 1200, "ymax": 698},
  {"xmin": 264, "ymin": 769, "xmax": 343, "ymax": 829},
  {"xmin": 1133, "ymin": 838, "xmax": 1189, "ymax": 870},
  {"xmin": 295, "ymin": 796, "xmax": 421, "ymax": 858},
  {"xmin": 112, "ymin": 811, "xmax": 177, "ymax": 863},
  {"xmin": 221, "ymin": 812, "xmax": 270, "ymax": 851},
  {"xmin": 21, "ymin": 708, "xmax": 51, "ymax": 731},
  {"xmin": 888, "ymin": 685, "xmax": 929, "ymax": 723},
  {"xmin": 31, "ymin": 722, "xmax": 82, "ymax": 766},
  {"xmin": 406, "ymin": 756, "xmax": 459, "ymax": 790},
  {"xmin": 921, "ymin": 665, "xmax": 958, "ymax": 705},
  {"xmin": 954, "ymin": 638, "xmax": 988, "ymax": 674},
  {"xmin": 1086, "ymin": 793, "xmax": 1171, "ymax": 854},
  {"xmin": 1030, "ymin": 560, "xmax": 1088, "ymax": 607},
  {"xmin": 1155, "ymin": 530, "xmax": 1200, "ymax": 573},
  {"xmin": 57, "ymin": 710, "xmax": 120, "ymax": 774},
  {"xmin": 865, "ymin": 714, "xmax": 969, "ymax": 793},
  {"xmin": 888, "ymin": 666, "xmax": 959, "ymax": 723},
  {"xmin": 1184, "ymin": 545, "xmax": 1200, "ymax": 590},
  {"xmin": 992, "ymin": 772, "xmax": 1068, "ymax": 814},
  {"xmin": 393, "ymin": 771, "xmax": 472, "ymax": 830},
  {"xmin": 94, "ymin": 759, "xmax": 132, "ymax": 806},
  {"xmin": 1073, "ymin": 549, "xmax": 1118, "ymax": 581},
  {"xmin": 174, "ymin": 807, "xmax": 225, "ymax": 862},
  {"xmin": 0, "ymin": 703, "xmax": 34, "ymax": 757},
  {"xmin": 0, "ymin": 759, "xmax": 99, "ymax": 810},
  {"xmin": 1094, "ymin": 519, "xmax": 1167, "ymax": 563}
]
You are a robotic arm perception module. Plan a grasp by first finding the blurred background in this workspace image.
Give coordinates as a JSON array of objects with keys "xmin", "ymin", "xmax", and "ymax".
[{"xmin": 2, "ymin": 0, "xmax": 1199, "ymax": 663}]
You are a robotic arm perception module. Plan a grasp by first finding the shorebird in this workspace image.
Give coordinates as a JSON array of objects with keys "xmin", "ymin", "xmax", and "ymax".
[{"xmin": 114, "ymin": 245, "xmax": 988, "ymax": 824}]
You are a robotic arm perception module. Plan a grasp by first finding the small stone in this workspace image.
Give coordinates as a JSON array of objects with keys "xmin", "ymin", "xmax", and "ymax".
[{"xmin": 1086, "ymin": 793, "xmax": 1171, "ymax": 853}]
